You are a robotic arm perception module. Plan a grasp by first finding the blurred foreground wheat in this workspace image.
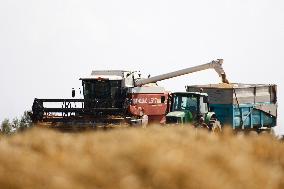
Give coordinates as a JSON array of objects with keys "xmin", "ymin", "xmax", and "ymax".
[{"xmin": 0, "ymin": 126, "xmax": 283, "ymax": 189}]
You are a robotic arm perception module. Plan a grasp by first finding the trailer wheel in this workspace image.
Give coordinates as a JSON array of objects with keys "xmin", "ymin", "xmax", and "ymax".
[
  {"xmin": 210, "ymin": 120, "xmax": 222, "ymax": 133},
  {"xmin": 248, "ymin": 130, "xmax": 258, "ymax": 136},
  {"xmin": 258, "ymin": 129, "xmax": 273, "ymax": 136}
]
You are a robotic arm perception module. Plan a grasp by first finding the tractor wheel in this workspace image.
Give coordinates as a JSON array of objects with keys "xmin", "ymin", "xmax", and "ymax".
[{"xmin": 210, "ymin": 119, "xmax": 222, "ymax": 133}]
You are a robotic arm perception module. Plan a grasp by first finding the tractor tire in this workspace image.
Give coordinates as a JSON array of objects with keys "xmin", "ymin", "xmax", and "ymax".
[{"xmin": 210, "ymin": 119, "xmax": 222, "ymax": 133}]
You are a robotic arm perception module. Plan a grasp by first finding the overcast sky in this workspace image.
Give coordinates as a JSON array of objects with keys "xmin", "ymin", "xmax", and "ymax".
[{"xmin": 0, "ymin": 0, "xmax": 283, "ymax": 133}]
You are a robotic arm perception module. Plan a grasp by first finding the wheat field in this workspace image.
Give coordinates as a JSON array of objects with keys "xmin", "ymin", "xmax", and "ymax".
[{"xmin": 0, "ymin": 126, "xmax": 283, "ymax": 189}]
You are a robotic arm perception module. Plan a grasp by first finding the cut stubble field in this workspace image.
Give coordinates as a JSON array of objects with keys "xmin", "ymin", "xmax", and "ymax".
[{"xmin": 0, "ymin": 126, "xmax": 283, "ymax": 189}]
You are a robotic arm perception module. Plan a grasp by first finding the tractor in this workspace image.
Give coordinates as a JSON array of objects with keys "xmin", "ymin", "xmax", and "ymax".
[{"xmin": 166, "ymin": 92, "xmax": 222, "ymax": 131}]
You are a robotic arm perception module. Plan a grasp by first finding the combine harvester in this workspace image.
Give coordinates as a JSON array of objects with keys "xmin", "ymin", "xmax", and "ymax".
[{"xmin": 30, "ymin": 59, "xmax": 228, "ymax": 129}]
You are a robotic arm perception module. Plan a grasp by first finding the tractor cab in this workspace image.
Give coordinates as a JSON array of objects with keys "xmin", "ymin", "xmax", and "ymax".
[{"xmin": 166, "ymin": 92, "xmax": 213, "ymax": 124}]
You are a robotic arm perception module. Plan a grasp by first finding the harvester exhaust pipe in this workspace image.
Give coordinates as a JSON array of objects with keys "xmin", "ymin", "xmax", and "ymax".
[{"xmin": 135, "ymin": 59, "xmax": 229, "ymax": 86}]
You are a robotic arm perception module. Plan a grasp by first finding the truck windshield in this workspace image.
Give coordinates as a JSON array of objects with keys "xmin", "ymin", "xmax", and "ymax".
[{"xmin": 172, "ymin": 95, "xmax": 198, "ymax": 112}]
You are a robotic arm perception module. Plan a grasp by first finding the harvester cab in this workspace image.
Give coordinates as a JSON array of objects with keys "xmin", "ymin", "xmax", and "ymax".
[
  {"xmin": 79, "ymin": 70, "xmax": 143, "ymax": 116},
  {"xmin": 166, "ymin": 92, "xmax": 221, "ymax": 131},
  {"xmin": 80, "ymin": 71, "xmax": 126, "ymax": 110}
]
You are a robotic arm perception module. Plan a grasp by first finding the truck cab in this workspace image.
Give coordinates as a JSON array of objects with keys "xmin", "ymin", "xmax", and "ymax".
[{"xmin": 166, "ymin": 92, "xmax": 216, "ymax": 125}]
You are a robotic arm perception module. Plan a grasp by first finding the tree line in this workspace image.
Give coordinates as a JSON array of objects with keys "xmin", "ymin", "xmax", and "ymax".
[{"xmin": 1, "ymin": 111, "xmax": 33, "ymax": 135}]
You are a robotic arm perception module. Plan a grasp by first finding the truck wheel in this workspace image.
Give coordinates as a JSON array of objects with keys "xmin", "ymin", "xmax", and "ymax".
[{"xmin": 210, "ymin": 120, "xmax": 222, "ymax": 133}]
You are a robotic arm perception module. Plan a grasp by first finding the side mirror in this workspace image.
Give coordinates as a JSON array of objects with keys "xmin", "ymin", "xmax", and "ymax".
[{"xmin": 72, "ymin": 88, "xmax": 76, "ymax": 98}]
